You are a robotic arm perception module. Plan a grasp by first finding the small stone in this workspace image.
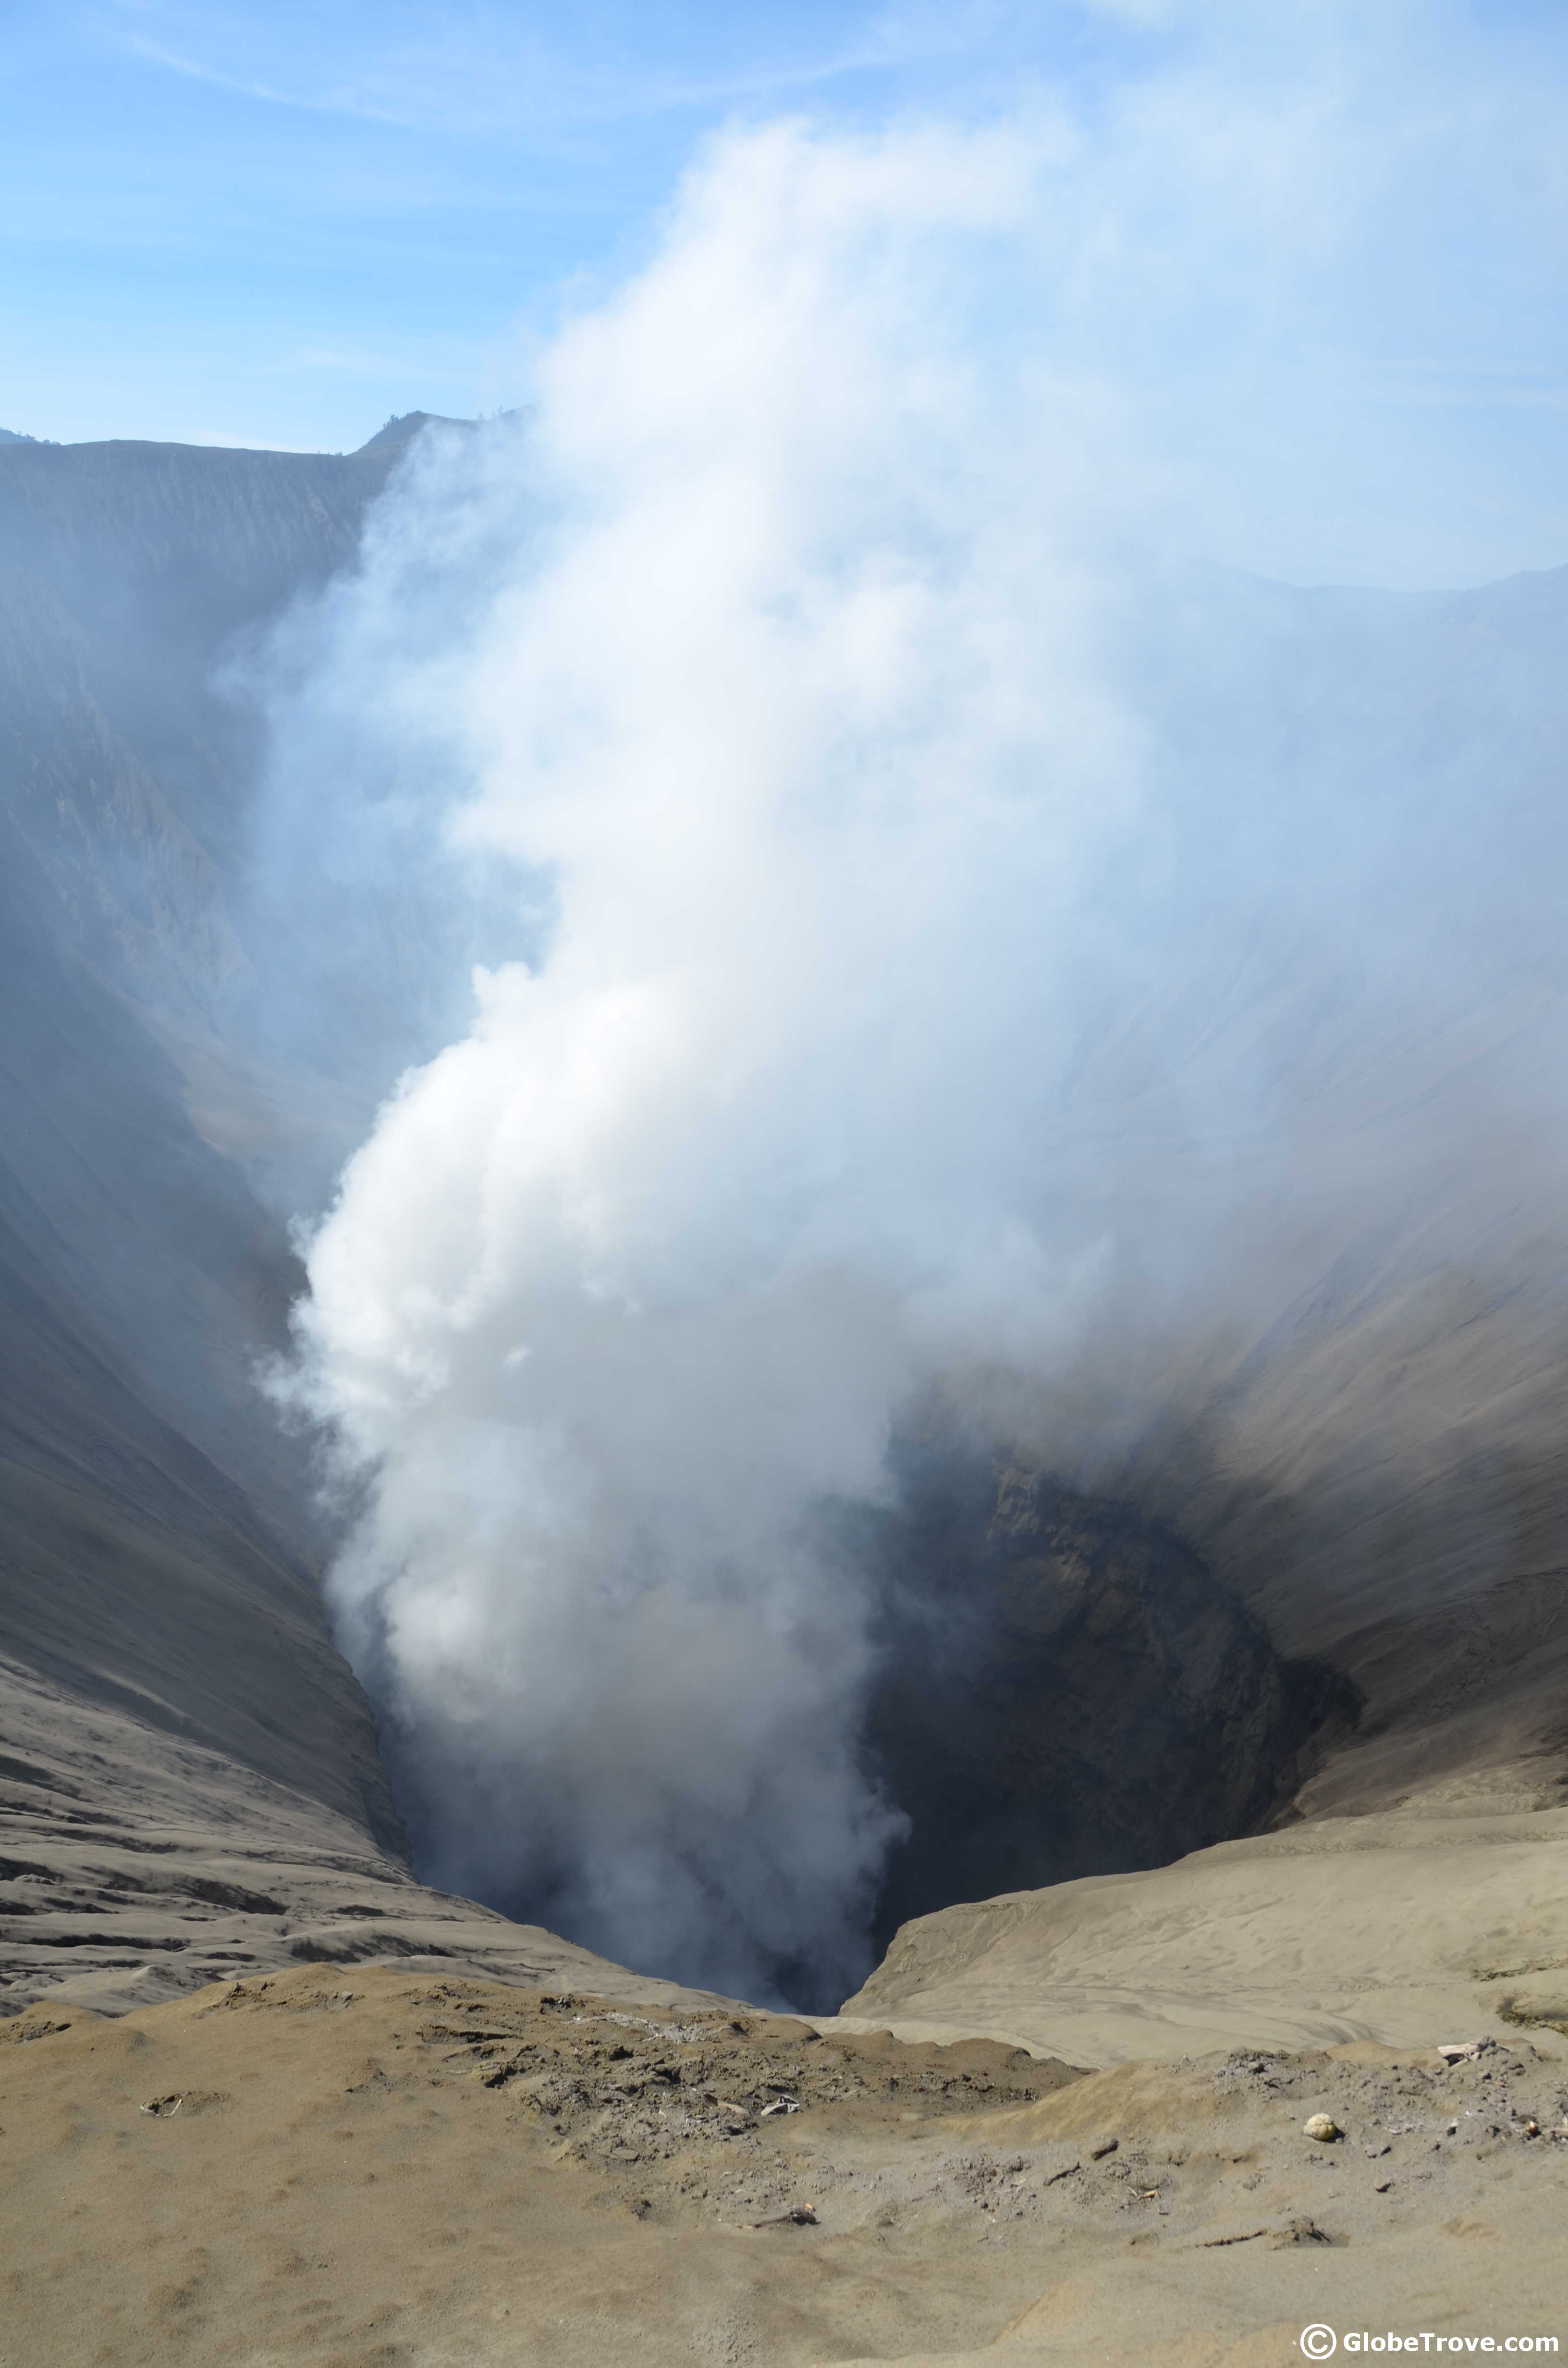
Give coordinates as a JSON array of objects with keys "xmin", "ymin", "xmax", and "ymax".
[
  {"xmin": 1090, "ymin": 2137, "xmax": 1119, "ymax": 2160},
  {"xmin": 1271, "ymin": 2215, "xmax": 1332, "ymax": 2247},
  {"xmin": 1303, "ymin": 2114, "xmax": 1341, "ymax": 2143},
  {"xmin": 1375, "ymin": 2180, "xmax": 1393, "ymax": 2193}
]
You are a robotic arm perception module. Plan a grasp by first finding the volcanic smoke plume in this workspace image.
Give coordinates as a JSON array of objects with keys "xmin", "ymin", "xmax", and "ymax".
[{"xmin": 269, "ymin": 23, "xmax": 1568, "ymax": 2001}]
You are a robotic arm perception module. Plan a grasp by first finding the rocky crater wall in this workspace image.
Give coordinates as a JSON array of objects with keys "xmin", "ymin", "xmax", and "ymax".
[{"xmin": 863, "ymin": 1457, "xmax": 1355, "ymax": 1954}]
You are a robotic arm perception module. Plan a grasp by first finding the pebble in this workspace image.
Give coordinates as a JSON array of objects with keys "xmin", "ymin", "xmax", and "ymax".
[{"xmin": 1303, "ymin": 2114, "xmax": 1341, "ymax": 2143}]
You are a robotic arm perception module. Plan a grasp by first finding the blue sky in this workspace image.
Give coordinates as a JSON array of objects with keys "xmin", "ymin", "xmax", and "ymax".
[
  {"xmin": 2, "ymin": 1, "xmax": 1568, "ymax": 587},
  {"xmin": 0, "ymin": 2, "xmax": 1146, "ymax": 450}
]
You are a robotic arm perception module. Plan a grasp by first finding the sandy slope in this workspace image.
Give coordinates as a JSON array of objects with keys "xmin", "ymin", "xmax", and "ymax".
[
  {"xmin": 833, "ymin": 1786, "xmax": 1568, "ymax": 2069},
  {"xmin": 0, "ymin": 1655, "xmax": 730, "ymax": 2022},
  {"xmin": 1, "ymin": 1964, "xmax": 1564, "ymax": 2367},
  {"xmin": 4, "ymin": 1637, "xmax": 1565, "ymax": 2362}
]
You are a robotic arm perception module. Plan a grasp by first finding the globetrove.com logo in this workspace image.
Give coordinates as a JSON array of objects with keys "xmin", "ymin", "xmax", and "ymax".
[{"xmin": 1301, "ymin": 2332, "xmax": 1559, "ymax": 2357}]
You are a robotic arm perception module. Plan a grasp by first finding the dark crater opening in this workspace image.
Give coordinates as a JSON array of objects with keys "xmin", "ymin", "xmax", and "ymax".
[
  {"xmin": 859, "ymin": 1454, "xmax": 1358, "ymax": 1960},
  {"xmin": 380, "ymin": 1447, "xmax": 1359, "ymax": 2017}
]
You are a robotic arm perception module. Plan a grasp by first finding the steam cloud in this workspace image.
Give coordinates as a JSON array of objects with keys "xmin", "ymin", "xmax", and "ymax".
[{"xmin": 271, "ymin": 16, "xmax": 1568, "ymax": 2001}]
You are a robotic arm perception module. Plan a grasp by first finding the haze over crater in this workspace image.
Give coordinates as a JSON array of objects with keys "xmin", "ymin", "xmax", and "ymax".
[{"xmin": 255, "ymin": 25, "xmax": 1568, "ymax": 2003}]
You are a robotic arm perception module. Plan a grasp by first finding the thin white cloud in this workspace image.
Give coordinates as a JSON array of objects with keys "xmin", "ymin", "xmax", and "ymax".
[
  {"xmin": 106, "ymin": 2, "xmax": 965, "ymax": 141},
  {"xmin": 115, "ymin": 31, "xmax": 409, "ymax": 123}
]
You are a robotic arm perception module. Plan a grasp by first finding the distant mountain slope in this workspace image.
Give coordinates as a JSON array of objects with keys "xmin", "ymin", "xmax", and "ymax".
[
  {"xmin": 357, "ymin": 410, "xmax": 472, "ymax": 452},
  {"xmin": 0, "ymin": 431, "xmax": 421, "ymax": 1932},
  {"xmin": 0, "ymin": 435, "xmax": 401, "ymax": 1004}
]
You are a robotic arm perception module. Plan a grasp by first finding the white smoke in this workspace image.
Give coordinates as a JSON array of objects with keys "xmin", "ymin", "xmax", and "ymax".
[
  {"xmin": 282, "ymin": 122, "xmax": 1149, "ymax": 1998},
  {"xmin": 271, "ymin": 17, "xmax": 1568, "ymax": 1998}
]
